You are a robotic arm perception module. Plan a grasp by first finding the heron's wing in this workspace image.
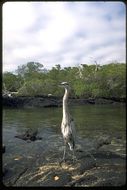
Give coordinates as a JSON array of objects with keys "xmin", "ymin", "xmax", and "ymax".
[
  {"xmin": 66, "ymin": 118, "xmax": 76, "ymax": 150},
  {"xmin": 61, "ymin": 115, "xmax": 76, "ymax": 143},
  {"xmin": 70, "ymin": 118, "xmax": 76, "ymax": 141}
]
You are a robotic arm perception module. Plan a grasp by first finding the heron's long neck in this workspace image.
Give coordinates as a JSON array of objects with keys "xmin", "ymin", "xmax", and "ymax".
[{"xmin": 63, "ymin": 88, "xmax": 69, "ymax": 120}]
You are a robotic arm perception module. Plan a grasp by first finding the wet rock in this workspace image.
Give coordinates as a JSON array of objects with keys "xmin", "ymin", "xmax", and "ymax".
[
  {"xmin": 3, "ymin": 134, "xmax": 126, "ymax": 187},
  {"xmin": 94, "ymin": 98, "xmax": 114, "ymax": 104},
  {"xmin": 77, "ymin": 158, "xmax": 96, "ymax": 175},
  {"xmin": 3, "ymin": 168, "xmax": 8, "ymax": 177},
  {"xmin": 3, "ymin": 96, "xmax": 62, "ymax": 108},
  {"xmin": 96, "ymin": 135, "xmax": 112, "ymax": 149},
  {"xmin": 39, "ymin": 170, "xmax": 72, "ymax": 186},
  {"xmin": 15, "ymin": 130, "xmax": 42, "ymax": 142},
  {"xmin": 3, "ymin": 156, "xmax": 33, "ymax": 186},
  {"xmin": 75, "ymin": 175, "xmax": 98, "ymax": 186},
  {"xmin": 88, "ymin": 98, "xmax": 95, "ymax": 104},
  {"xmin": 93, "ymin": 170, "xmax": 126, "ymax": 186},
  {"xmin": 3, "ymin": 96, "xmax": 125, "ymax": 108}
]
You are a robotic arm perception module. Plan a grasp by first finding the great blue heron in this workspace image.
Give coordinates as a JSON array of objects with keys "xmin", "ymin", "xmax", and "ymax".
[{"xmin": 60, "ymin": 82, "xmax": 76, "ymax": 162}]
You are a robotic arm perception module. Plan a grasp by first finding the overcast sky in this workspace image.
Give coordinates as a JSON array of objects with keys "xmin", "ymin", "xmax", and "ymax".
[{"xmin": 2, "ymin": 1, "xmax": 126, "ymax": 72}]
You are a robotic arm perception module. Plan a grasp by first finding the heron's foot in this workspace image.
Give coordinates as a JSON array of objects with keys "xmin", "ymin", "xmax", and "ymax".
[
  {"xmin": 72, "ymin": 156, "xmax": 78, "ymax": 163},
  {"xmin": 58, "ymin": 158, "xmax": 66, "ymax": 166}
]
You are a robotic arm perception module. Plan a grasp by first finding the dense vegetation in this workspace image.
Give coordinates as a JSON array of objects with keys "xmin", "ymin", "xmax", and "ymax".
[{"xmin": 3, "ymin": 62, "xmax": 126, "ymax": 99}]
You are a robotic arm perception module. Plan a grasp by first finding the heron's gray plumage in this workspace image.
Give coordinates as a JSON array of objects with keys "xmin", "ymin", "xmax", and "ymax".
[
  {"xmin": 61, "ymin": 117, "xmax": 75, "ymax": 150},
  {"xmin": 60, "ymin": 82, "xmax": 76, "ymax": 161}
]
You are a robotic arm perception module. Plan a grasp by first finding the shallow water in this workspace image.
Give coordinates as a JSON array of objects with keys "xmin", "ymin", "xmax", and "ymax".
[
  {"xmin": 3, "ymin": 104, "xmax": 126, "ymax": 144},
  {"xmin": 2, "ymin": 104, "xmax": 126, "ymax": 186}
]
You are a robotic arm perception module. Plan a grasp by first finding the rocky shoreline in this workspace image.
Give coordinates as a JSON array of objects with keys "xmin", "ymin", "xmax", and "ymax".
[
  {"xmin": 3, "ymin": 96, "xmax": 125, "ymax": 108},
  {"xmin": 3, "ymin": 132, "xmax": 126, "ymax": 187},
  {"xmin": 2, "ymin": 96, "xmax": 126, "ymax": 187}
]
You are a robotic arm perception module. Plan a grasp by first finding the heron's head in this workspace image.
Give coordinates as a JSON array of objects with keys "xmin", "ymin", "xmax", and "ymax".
[{"xmin": 59, "ymin": 82, "xmax": 70, "ymax": 89}]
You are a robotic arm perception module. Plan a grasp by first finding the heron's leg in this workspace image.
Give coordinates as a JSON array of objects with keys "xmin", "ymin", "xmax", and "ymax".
[
  {"xmin": 72, "ymin": 148, "xmax": 77, "ymax": 162},
  {"xmin": 58, "ymin": 144, "xmax": 66, "ymax": 166},
  {"xmin": 72, "ymin": 149, "xmax": 75, "ymax": 162},
  {"xmin": 63, "ymin": 144, "xmax": 67, "ymax": 161},
  {"xmin": 59, "ymin": 142, "xmax": 67, "ymax": 165}
]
